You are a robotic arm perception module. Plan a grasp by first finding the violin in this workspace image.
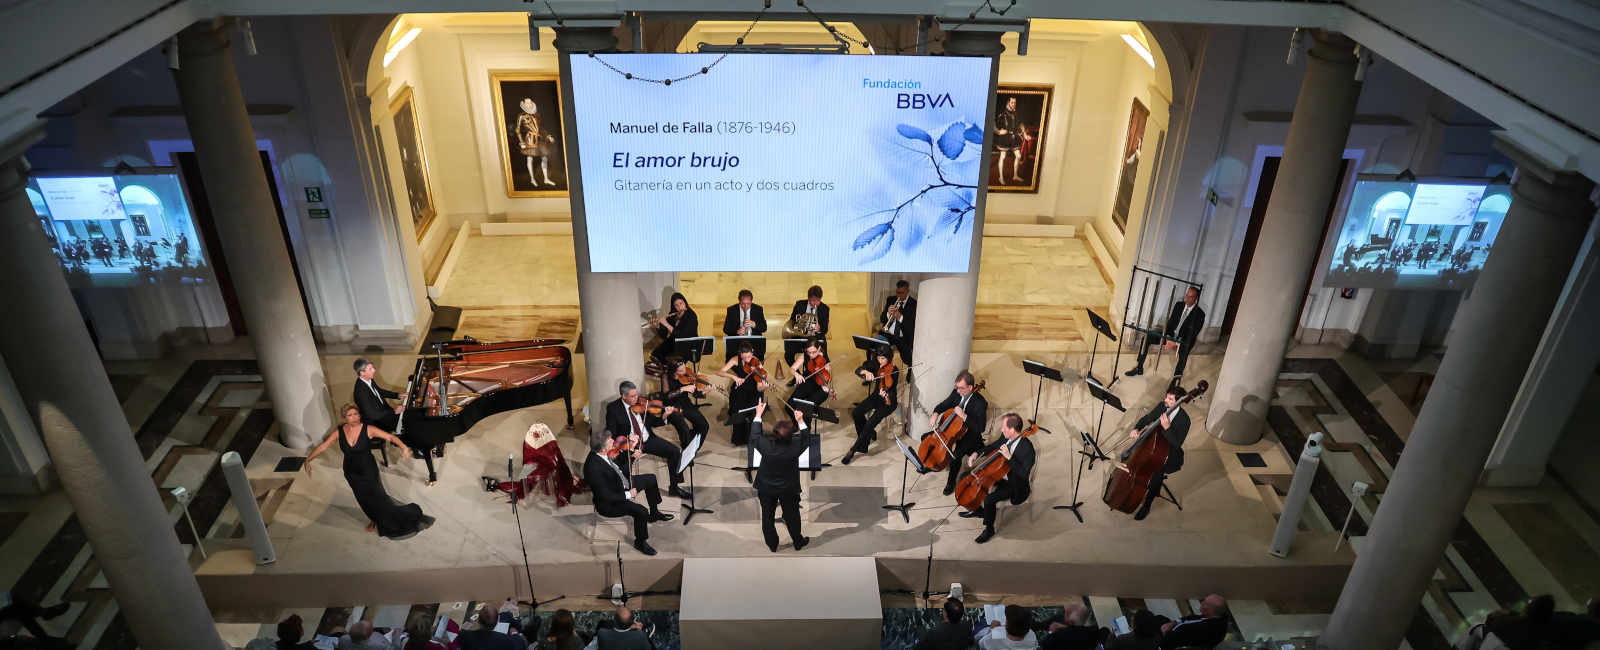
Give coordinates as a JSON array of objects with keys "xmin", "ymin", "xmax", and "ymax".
[
  {"xmin": 741, "ymin": 354, "xmax": 769, "ymax": 385},
  {"xmin": 917, "ymin": 380, "xmax": 985, "ymax": 472},
  {"xmin": 954, "ymin": 422, "xmax": 1040, "ymax": 513},
  {"xmin": 675, "ymin": 364, "xmax": 714, "ymax": 387},
  {"xmin": 875, "ymin": 362, "xmax": 896, "ymax": 395},
  {"xmin": 803, "ymin": 354, "xmax": 831, "ymax": 385},
  {"xmin": 1103, "ymin": 381, "xmax": 1209, "ymax": 514},
  {"xmin": 629, "ymin": 397, "xmax": 668, "ymax": 416}
]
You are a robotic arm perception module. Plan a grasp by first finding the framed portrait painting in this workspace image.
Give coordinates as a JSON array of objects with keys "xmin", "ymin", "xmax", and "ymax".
[
  {"xmin": 490, "ymin": 72, "xmax": 569, "ymax": 197},
  {"xmin": 388, "ymin": 85, "xmax": 437, "ymax": 239},
  {"xmin": 1111, "ymin": 98, "xmax": 1151, "ymax": 233},
  {"xmin": 989, "ymin": 83, "xmax": 1052, "ymax": 193}
]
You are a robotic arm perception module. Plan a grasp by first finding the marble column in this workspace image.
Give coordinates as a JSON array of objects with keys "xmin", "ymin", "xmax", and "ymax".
[
  {"xmin": 173, "ymin": 19, "xmax": 331, "ymax": 449},
  {"xmin": 1482, "ymin": 214, "xmax": 1600, "ymax": 486},
  {"xmin": 1206, "ymin": 31, "xmax": 1361, "ymax": 445},
  {"xmin": 554, "ymin": 26, "xmax": 641, "ymax": 445},
  {"xmin": 1321, "ymin": 135, "xmax": 1597, "ymax": 649},
  {"xmin": 0, "ymin": 128, "xmax": 224, "ymax": 648},
  {"xmin": 908, "ymin": 29, "xmax": 1001, "ymax": 419}
]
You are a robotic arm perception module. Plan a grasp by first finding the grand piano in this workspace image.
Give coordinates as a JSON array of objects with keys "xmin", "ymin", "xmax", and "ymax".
[{"xmin": 397, "ymin": 337, "xmax": 574, "ymax": 448}]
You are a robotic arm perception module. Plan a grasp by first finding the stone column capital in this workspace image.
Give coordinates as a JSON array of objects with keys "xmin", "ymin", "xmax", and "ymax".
[
  {"xmin": 177, "ymin": 18, "xmax": 232, "ymax": 60},
  {"xmin": 0, "ymin": 122, "xmax": 45, "ymax": 200},
  {"xmin": 942, "ymin": 29, "xmax": 1006, "ymax": 58},
  {"xmin": 1494, "ymin": 131, "xmax": 1598, "ymax": 219},
  {"xmin": 552, "ymin": 26, "xmax": 619, "ymax": 54},
  {"xmin": 1307, "ymin": 30, "xmax": 1358, "ymax": 66}
]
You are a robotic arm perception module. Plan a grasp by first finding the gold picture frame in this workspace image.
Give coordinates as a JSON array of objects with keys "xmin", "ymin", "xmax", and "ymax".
[
  {"xmin": 989, "ymin": 83, "xmax": 1053, "ymax": 194},
  {"xmin": 489, "ymin": 71, "xmax": 569, "ymax": 198},
  {"xmin": 388, "ymin": 85, "xmax": 438, "ymax": 240}
]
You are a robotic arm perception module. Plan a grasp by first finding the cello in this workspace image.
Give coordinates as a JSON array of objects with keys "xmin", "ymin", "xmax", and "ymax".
[
  {"xmin": 954, "ymin": 422, "xmax": 1040, "ymax": 513},
  {"xmin": 1102, "ymin": 381, "xmax": 1208, "ymax": 514},
  {"xmin": 916, "ymin": 380, "xmax": 985, "ymax": 471}
]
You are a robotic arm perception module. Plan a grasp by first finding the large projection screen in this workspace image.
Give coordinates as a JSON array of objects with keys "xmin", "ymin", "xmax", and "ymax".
[
  {"xmin": 569, "ymin": 53, "xmax": 994, "ymax": 273},
  {"xmin": 1323, "ymin": 176, "xmax": 1511, "ymax": 290},
  {"xmin": 28, "ymin": 169, "xmax": 211, "ymax": 286}
]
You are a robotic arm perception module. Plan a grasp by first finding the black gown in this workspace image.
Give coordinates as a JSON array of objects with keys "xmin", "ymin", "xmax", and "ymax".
[{"xmin": 340, "ymin": 424, "xmax": 428, "ymax": 539}]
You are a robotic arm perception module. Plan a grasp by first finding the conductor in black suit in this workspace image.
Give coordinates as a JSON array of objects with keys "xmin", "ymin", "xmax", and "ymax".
[
  {"xmin": 353, "ymin": 358, "xmax": 441, "ymax": 483},
  {"xmin": 878, "ymin": 279, "xmax": 917, "ymax": 364},
  {"xmin": 1127, "ymin": 385, "xmax": 1190, "ymax": 521},
  {"xmin": 957, "ymin": 413, "xmax": 1034, "ymax": 544},
  {"xmin": 1126, "ymin": 287, "xmax": 1204, "ymax": 382},
  {"xmin": 606, "ymin": 381, "xmax": 690, "ymax": 499},
  {"xmin": 723, "ymin": 289, "xmax": 767, "ymax": 361},
  {"xmin": 927, "ymin": 371, "xmax": 987, "ymax": 495},
  {"xmin": 583, "ymin": 432, "xmax": 673, "ymax": 556},
  {"xmin": 786, "ymin": 285, "xmax": 830, "ymax": 364},
  {"xmin": 749, "ymin": 400, "xmax": 813, "ymax": 553}
]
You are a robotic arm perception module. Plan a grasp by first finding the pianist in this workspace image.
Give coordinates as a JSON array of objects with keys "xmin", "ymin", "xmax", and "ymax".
[{"xmin": 353, "ymin": 358, "xmax": 442, "ymax": 486}]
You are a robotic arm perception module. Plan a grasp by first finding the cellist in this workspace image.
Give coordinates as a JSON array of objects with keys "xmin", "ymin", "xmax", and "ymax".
[
  {"xmin": 927, "ymin": 370, "xmax": 988, "ymax": 495},
  {"xmin": 785, "ymin": 337, "xmax": 831, "ymax": 425},
  {"xmin": 957, "ymin": 413, "xmax": 1034, "ymax": 544},
  {"xmin": 844, "ymin": 344, "xmax": 897, "ymax": 465},
  {"xmin": 1126, "ymin": 385, "xmax": 1190, "ymax": 520}
]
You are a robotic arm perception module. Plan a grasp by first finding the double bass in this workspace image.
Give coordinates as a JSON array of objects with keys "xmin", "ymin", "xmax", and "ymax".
[
  {"xmin": 954, "ymin": 422, "xmax": 1041, "ymax": 513},
  {"xmin": 1102, "ymin": 381, "xmax": 1209, "ymax": 514},
  {"xmin": 916, "ymin": 380, "xmax": 985, "ymax": 471}
]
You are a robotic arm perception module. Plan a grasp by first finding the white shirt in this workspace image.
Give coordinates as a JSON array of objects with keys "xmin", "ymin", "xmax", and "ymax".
[
  {"xmin": 626, "ymin": 407, "xmax": 651, "ymax": 443},
  {"xmin": 362, "ymin": 378, "xmax": 381, "ymax": 398},
  {"xmin": 958, "ymin": 392, "xmax": 971, "ymax": 411},
  {"xmin": 886, "ymin": 299, "xmax": 905, "ymax": 335},
  {"xmin": 600, "ymin": 452, "xmax": 631, "ymax": 492},
  {"xmin": 338, "ymin": 633, "xmax": 392, "ymax": 650},
  {"xmin": 807, "ymin": 304, "xmax": 816, "ymax": 315},
  {"xmin": 1177, "ymin": 303, "xmax": 1196, "ymax": 331},
  {"xmin": 740, "ymin": 306, "xmax": 751, "ymax": 334},
  {"xmin": 977, "ymin": 629, "xmax": 1037, "ymax": 650}
]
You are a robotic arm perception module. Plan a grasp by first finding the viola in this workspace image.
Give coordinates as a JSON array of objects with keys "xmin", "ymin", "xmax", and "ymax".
[
  {"xmin": 917, "ymin": 380, "xmax": 985, "ymax": 472},
  {"xmin": 954, "ymin": 423, "xmax": 1040, "ymax": 513},
  {"xmin": 1102, "ymin": 381, "xmax": 1209, "ymax": 515},
  {"xmin": 742, "ymin": 354, "xmax": 769, "ymax": 385}
]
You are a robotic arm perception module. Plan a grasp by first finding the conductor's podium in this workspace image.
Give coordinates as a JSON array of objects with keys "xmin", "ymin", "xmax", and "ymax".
[{"xmin": 678, "ymin": 556, "xmax": 882, "ymax": 649}]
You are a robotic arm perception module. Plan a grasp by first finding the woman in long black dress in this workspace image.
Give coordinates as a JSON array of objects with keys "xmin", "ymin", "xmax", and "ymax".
[
  {"xmin": 649, "ymin": 292, "xmax": 699, "ymax": 361},
  {"xmin": 717, "ymin": 342, "xmax": 767, "ymax": 445},
  {"xmin": 305, "ymin": 404, "xmax": 433, "ymax": 539}
]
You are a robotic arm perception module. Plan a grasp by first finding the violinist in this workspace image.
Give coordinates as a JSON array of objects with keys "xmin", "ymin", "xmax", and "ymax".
[
  {"xmin": 717, "ymin": 342, "xmax": 768, "ymax": 444},
  {"xmin": 583, "ymin": 432, "xmax": 673, "ymax": 556},
  {"xmin": 1126, "ymin": 385, "xmax": 1189, "ymax": 521},
  {"xmin": 928, "ymin": 370, "xmax": 988, "ymax": 495},
  {"xmin": 786, "ymin": 285, "xmax": 830, "ymax": 364},
  {"xmin": 957, "ymin": 413, "xmax": 1034, "ymax": 544},
  {"xmin": 844, "ymin": 344, "xmax": 897, "ymax": 465},
  {"xmin": 661, "ymin": 356, "xmax": 711, "ymax": 446},
  {"xmin": 786, "ymin": 337, "xmax": 831, "ymax": 425},
  {"xmin": 605, "ymin": 381, "xmax": 690, "ymax": 499},
  {"xmin": 650, "ymin": 292, "xmax": 699, "ymax": 362},
  {"xmin": 722, "ymin": 289, "xmax": 767, "ymax": 361}
]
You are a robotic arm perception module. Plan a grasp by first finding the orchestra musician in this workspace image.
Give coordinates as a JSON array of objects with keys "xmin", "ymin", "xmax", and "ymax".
[
  {"xmin": 1126, "ymin": 385, "xmax": 1189, "ymax": 520},
  {"xmin": 605, "ymin": 381, "xmax": 691, "ymax": 499},
  {"xmin": 583, "ymin": 431, "xmax": 672, "ymax": 556},
  {"xmin": 785, "ymin": 337, "xmax": 831, "ymax": 425},
  {"xmin": 353, "ymin": 358, "xmax": 442, "ymax": 485},
  {"xmin": 650, "ymin": 292, "xmax": 699, "ymax": 362},
  {"xmin": 660, "ymin": 356, "xmax": 711, "ymax": 446},
  {"xmin": 749, "ymin": 400, "xmax": 814, "ymax": 553},
  {"xmin": 878, "ymin": 280, "xmax": 917, "ymax": 364},
  {"xmin": 844, "ymin": 344, "xmax": 897, "ymax": 465},
  {"xmin": 928, "ymin": 370, "xmax": 987, "ymax": 495},
  {"xmin": 786, "ymin": 285, "xmax": 830, "ymax": 364},
  {"xmin": 717, "ymin": 342, "xmax": 769, "ymax": 444},
  {"xmin": 958, "ymin": 413, "xmax": 1034, "ymax": 544},
  {"xmin": 1125, "ymin": 287, "xmax": 1204, "ymax": 383},
  {"xmin": 722, "ymin": 289, "xmax": 767, "ymax": 361}
]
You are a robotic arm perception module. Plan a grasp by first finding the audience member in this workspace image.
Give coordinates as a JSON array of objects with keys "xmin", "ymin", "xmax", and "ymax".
[
  {"xmin": 1041, "ymin": 602, "xmax": 1104, "ymax": 649},
  {"xmin": 1107, "ymin": 610, "xmax": 1162, "ymax": 650},
  {"xmin": 338, "ymin": 621, "xmax": 393, "ymax": 650},
  {"xmin": 245, "ymin": 614, "xmax": 317, "ymax": 650},
  {"xmin": 976, "ymin": 605, "xmax": 1036, "ymax": 650},
  {"xmin": 914, "ymin": 598, "xmax": 973, "ymax": 650},
  {"xmin": 1159, "ymin": 594, "xmax": 1227, "ymax": 649},
  {"xmin": 539, "ymin": 609, "xmax": 584, "ymax": 650},
  {"xmin": 399, "ymin": 612, "xmax": 446, "ymax": 650},
  {"xmin": 585, "ymin": 606, "xmax": 652, "ymax": 650},
  {"xmin": 0, "ymin": 593, "xmax": 69, "ymax": 650},
  {"xmin": 458, "ymin": 602, "xmax": 526, "ymax": 650}
]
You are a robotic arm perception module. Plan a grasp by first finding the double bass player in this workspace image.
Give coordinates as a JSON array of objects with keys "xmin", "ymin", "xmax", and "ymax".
[{"xmin": 1126, "ymin": 385, "xmax": 1189, "ymax": 520}]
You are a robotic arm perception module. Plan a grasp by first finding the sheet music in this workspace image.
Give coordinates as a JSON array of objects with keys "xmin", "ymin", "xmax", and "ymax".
[{"xmin": 983, "ymin": 604, "xmax": 1007, "ymax": 640}]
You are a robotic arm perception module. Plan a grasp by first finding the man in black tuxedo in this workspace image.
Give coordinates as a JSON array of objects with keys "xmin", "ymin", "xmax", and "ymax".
[
  {"xmin": 722, "ymin": 289, "xmax": 767, "ymax": 361},
  {"xmin": 749, "ymin": 400, "xmax": 813, "ymax": 553},
  {"xmin": 786, "ymin": 285, "xmax": 829, "ymax": 364},
  {"xmin": 914, "ymin": 598, "xmax": 973, "ymax": 650},
  {"xmin": 957, "ymin": 413, "xmax": 1034, "ymax": 544},
  {"xmin": 1127, "ymin": 385, "xmax": 1190, "ymax": 521},
  {"xmin": 927, "ymin": 371, "xmax": 988, "ymax": 495},
  {"xmin": 1126, "ymin": 287, "xmax": 1204, "ymax": 382},
  {"xmin": 879, "ymin": 280, "xmax": 917, "ymax": 364},
  {"xmin": 605, "ymin": 381, "xmax": 689, "ymax": 499},
  {"xmin": 353, "ymin": 357, "xmax": 441, "ymax": 482},
  {"xmin": 583, "ymin": 433, "xmax": 673, "ymax": 556}
]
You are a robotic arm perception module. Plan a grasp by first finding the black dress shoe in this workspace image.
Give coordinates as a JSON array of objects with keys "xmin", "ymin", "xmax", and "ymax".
[
  {"xmin": 794, "ymin": 536, "xmax": 811, "ymax": 551},
  {"xmin": 668, "ymin": 486, "xmax": 692, "ymax": 500},
  {"xmin": 633, "ymin": 540, "xmax": 658, "ymax": 556},
  {"xmin": 957, "ymin": 509, "xmax": 982, "ymax": 519},
  {"xmin": 411, "ymin": 449, "xmax": 425, "ymax": 460},
  {"xmin": 649, "ymin": 511, "xmax": 675, "ymax": 522},
  {"xmin": 1124, "ymin": 366, "xmax": 1144, "ymax": 377},
  {"xmin": 768, "ymin": 544, "xmax": 779, "ymax": 553},
  {"xmin": 434, "ymin": 446, "xmax": 445, "ymax": 458},
  {"xmin": 840, "ymin": 451, "xmax": 856, "ymax": 465},
  {"xmin": 943, "ymin": 484, "xmax": 957, "ymax": 496},
  {"xmin": 975, "ymin": 527, "xmax": 995, "ymax": 544}
]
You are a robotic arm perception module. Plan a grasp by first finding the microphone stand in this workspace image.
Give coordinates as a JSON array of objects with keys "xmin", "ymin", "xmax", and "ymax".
[
  {"xmin": 595, "ymin": 541, "xmax": 681, "ymax": 605},
  {"xmin": 508, "ymin": 454, "xmax": 564, "ymax": 609}
]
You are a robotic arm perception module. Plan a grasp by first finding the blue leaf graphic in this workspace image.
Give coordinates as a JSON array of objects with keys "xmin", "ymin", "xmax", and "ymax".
[
  {"xmin": 964, "ymin": 123, "xmax": 983, "ymax": 144},
  {"xmin": 938, "ymin": 123, "xmax": 967, "ymax": 160},
  {"xmin": 853, "ymin": 222, "xmax": 894, "ymax": 262},
  {"xmin": 896, "ymin": 124, "xmax": 931, "ymax": 144},
  {"xmin": 938, "ymin": 189, "xmax": 975, "ymax": 233},
  {"xmin": 900, "ymin": 219, "xmax": 926, "ymax": 251}
]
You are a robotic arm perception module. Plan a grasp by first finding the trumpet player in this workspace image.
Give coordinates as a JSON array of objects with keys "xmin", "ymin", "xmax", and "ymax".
[
  {"xmin": 786, "ymin": 285, "xmax": 830, "ymax": 364},
  {"xmin": 722, "ymin": 289, "xmax": 768, "ymax": 361},
  {"xmin": 878, "ymin": 279, "xmax": 916, "ymax": 364}
]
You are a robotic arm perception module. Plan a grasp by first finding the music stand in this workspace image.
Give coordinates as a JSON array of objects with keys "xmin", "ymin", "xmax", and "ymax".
[
  {"xmin": 1083, "ymin": 375, "xmax": 1125, "ymax": 465},
  {"xmin": 853, "ymin": 334, "xmax": 890, "ymax": 353},
  {"xmin": 674, "ymin": 336, "xmax": 715, "ymax": 408},
  {"xmin": 782, "ymin": 337, "xmax": 810, "ymax": 366},
  {"xmin": 1021, "ymin": 360, "xmax": 1065, "ymax": 423},
  {"xmin": 723, "ymin": 334, "xmax": 765, "ymax": 361},
  {"xmin": 1083, "ymin": 309, "xmax": 1116, "ymax": 386},
  {"xmin": 677, "ymin": 433, "xmax": 712, "ymax": 524},
  {"xmin": 883, "ymin": 434, "xmax": 928, "ymax": 523},
  {"xmin": 1052, "ymin": 430, "xmax": 1113, "ymax": 523}
]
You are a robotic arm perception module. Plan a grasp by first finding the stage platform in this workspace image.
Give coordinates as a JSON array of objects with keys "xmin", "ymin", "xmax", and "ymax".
[{"xmin": 195, "ymin": 352, "xmax": 1354, "ymax": 613}]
